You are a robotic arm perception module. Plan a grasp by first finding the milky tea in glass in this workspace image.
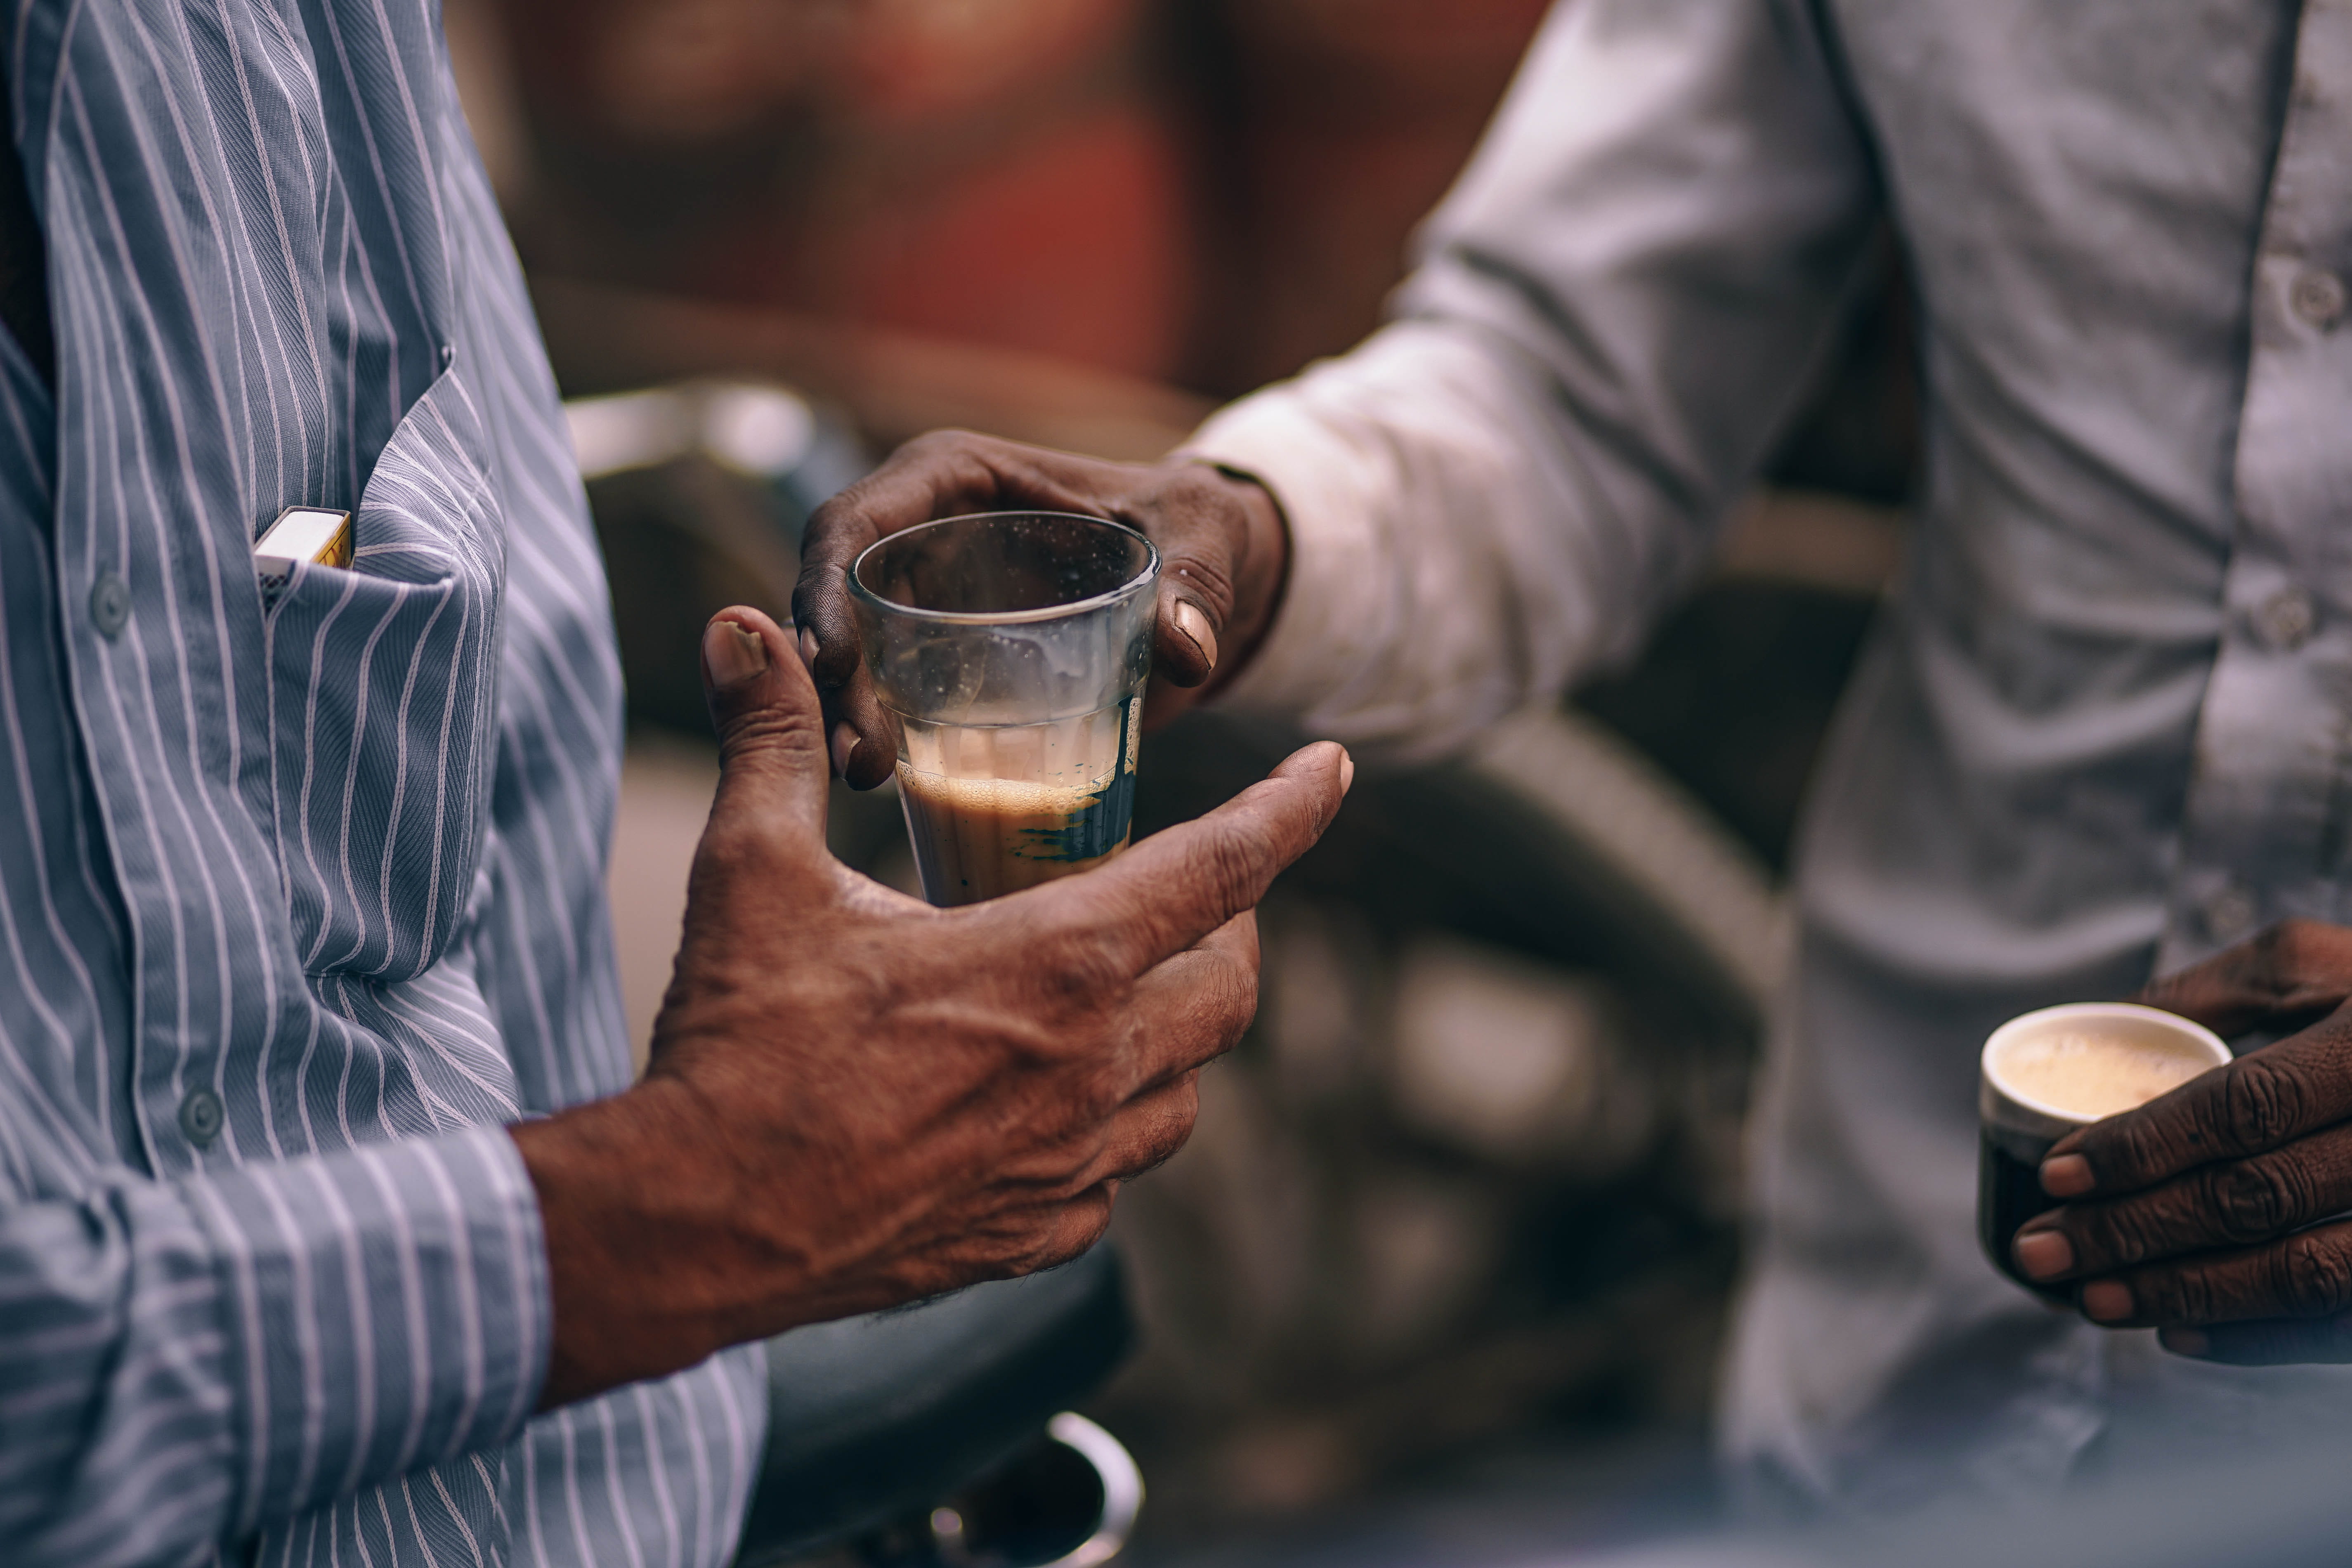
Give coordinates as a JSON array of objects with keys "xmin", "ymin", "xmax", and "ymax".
[{"xmin": 849, "ymin": 512, "xmax": 1157, "ymax": 907}]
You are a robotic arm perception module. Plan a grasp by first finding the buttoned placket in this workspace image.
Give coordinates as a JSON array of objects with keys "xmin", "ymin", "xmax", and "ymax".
[{"xmin": 2159, "ymin": 2, "xmax": 2352, "ymax": 974}]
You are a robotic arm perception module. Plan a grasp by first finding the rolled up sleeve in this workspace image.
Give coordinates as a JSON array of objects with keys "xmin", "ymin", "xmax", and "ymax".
[
  {"xmin": 0, "ymin": 1125, "xmax": 547, "ymax": 1566},
  {"xmin": 1187, "ymin": 0, "xmax": 1883, "ymax": 763}
]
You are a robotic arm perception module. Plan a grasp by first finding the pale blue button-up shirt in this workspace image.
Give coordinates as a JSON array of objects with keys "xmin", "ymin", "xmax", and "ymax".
[
  {"xmin": 1191, "ymin": 0, "xmax": 2352, "ymax": 1506},
  {"xmin": 0, "ymin": 2, "xmax": 762, "ymax": 1563}
]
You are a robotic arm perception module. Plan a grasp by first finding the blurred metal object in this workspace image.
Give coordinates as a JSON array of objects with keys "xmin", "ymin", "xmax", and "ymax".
[
  {"xmin": 1041, "ymin": 1415, "xmax": 1145, "ymax": 1568},
  {"xmin": 1389, "ymin": 936, "xmax": 1652, "ymax": 1172},
  {"xmin": 823, "ymin": 1411, "xmax": 1144, "ymax": 1568},
  {"xmin": 734, "ymin": 1248, "xmax": 1136, "ymax": 1568},
  {"xmin": 568, "ymin": 377, "xmax": 867, "ymax": 533},
  {"xmin": 566, "ymin": 377, "xmax": 869, "ymax": 732},
  {"xmin": 1464, "ymin": 708, "xmax": 1790, "ymax": 1025},
  {"xmin": 568, "ymin": 384, "xmax": 700, "ymax": 477}
]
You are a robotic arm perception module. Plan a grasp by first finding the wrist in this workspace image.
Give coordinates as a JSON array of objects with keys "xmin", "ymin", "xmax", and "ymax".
[{"xmin": 510, "ymin": 1078, "xmax": 756, "ymax": 1407}]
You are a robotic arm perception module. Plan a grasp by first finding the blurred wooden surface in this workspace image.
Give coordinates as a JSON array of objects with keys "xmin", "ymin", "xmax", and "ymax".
[{"xmin": 534, "ymin": 274, "xmax": 1209, "ymax": 461}]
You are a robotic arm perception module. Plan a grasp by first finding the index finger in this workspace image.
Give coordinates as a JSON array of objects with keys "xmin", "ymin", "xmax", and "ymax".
[
  {"xmin": 1030, "ymin": 741, "xmax": 1351, "ymax": 980},
  {"xmin": 2135, "ymin": 919, "xmax": 2352, "ymax": 1039},
  {"xmin": 2048, "ymin": 1002, "xmax": 2352, "ymax": 1197}
]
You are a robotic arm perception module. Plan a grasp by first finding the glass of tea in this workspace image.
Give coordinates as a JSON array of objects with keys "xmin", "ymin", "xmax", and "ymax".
[{"xmin": 848, "ymin": 511, "xmax": 1158, "ymax": 907}]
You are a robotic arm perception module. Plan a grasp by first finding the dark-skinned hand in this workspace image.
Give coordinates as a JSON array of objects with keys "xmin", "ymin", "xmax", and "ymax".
[
  {"xmin": 2010, "ymin": 919, "xmax": 2352, "ymax": 1364},
  {"xmin": 510, "ymin": 607, "xmax": 1349, "ymax": 1407},
  {"xmin": 790, "ymin": 431, "xmax": 1289, "ymax": 787}
]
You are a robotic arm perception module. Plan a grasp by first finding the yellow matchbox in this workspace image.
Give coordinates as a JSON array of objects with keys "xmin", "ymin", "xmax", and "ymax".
[{"xmin": 254, "ymin": 506, "xmax": 353, "ymax": 571}]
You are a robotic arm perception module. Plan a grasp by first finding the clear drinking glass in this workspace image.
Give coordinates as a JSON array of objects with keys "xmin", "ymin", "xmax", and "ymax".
[{"xmin": 849, "ymin": 511, "xmax": 1159, "ymax": 907}]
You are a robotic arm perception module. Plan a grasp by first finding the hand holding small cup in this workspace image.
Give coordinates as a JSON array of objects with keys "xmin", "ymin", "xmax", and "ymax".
[{"xmin": 2007, "ymin": 920, "xmax": 2352, "ymax": 1363}]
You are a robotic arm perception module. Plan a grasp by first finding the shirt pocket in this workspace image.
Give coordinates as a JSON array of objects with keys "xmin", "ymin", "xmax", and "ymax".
[{"xmin": 264, "ymin": 368, "xmax": 506, "ymax": 981}]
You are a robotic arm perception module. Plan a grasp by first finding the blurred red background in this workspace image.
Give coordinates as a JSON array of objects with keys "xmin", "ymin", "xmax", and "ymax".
[{"xmin": 478, "ymin": 0, "xmax": 1554, "ymax": 395}]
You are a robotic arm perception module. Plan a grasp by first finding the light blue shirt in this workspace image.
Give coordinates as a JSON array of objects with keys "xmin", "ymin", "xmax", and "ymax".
[
  {"xmin": 0, "ymin": 2, "xmax": 763, "ymax": 1563},
  {"xmin": 1191, "ymin": 0, "xmax": 2352, "ymax": 1508}
]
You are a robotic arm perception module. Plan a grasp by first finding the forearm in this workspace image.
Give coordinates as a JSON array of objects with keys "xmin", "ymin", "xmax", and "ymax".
[
  {"xmin": 1185, "ymin": 0, "xmax": 1882, "ymax": 761},
  {"xmin": 510, "ymin": 1077, "xmax": 855, "ymax": 1410},
  {"xmin": 0, "ymin": 1127, "xmax": 545, "ymax": 1566},
  {"xmin": 1183, "ymin": 323, "xmax": 1662, "ymax": 762}
]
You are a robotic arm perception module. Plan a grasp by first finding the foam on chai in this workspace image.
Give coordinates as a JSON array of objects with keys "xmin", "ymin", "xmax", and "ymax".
[
  {"xmin": 897, "ymin": 741, "xmax": 1136, "ymax": 906},
  {"xmin": 1993, "ymin": 1028, "xmax": 2213, "ymax": 1120},
  {"xmin": 1976, "ymin": 1002, "xmax": 2232, "ymax": 1295}
]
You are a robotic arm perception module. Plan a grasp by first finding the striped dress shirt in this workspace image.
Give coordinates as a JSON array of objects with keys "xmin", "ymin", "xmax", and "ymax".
[{"xmin": 0, "ymin": 2, "xmax": 765, "ymax": 1564}]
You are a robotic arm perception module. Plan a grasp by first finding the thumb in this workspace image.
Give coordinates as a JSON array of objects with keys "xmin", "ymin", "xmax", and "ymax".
[{"xmin": 701, "ymin": 608, "xmax": 832, "ymax": 850}]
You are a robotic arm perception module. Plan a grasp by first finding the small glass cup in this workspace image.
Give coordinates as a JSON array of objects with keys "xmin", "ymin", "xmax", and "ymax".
[
  {"xmin": 1977, "ymin": 1001, "xmax": 2232, "ymax": 1296},
  {"xmin": 849, "ymin": 511, "xmax": 1158, "ymax": 908}
]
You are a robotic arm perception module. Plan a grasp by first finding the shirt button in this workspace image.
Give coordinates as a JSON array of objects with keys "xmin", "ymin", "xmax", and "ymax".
[
  {"xmin": 2256, "ymin": 586, "xmax": 2316, "ymax": 650},
  {"xmin": 2203, "ymin": 886, "xmax": 2257, "ymax": 945},
  {"xmin": 88, "ymin": 571, "xmax": 130, "ymax": 639},
  {"xmin": 2291, "ymin": 268, "xmax": 2346, "ymax": 330},
  {"xmin": 178, "ymin": 1087, "xmax": 224, "ymax": 1148}
]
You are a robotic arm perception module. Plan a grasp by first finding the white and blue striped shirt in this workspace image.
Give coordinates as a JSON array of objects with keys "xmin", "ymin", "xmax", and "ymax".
[{"xmin": 0, "ymin": 2, "xmax": 764, "ymax": 1563}]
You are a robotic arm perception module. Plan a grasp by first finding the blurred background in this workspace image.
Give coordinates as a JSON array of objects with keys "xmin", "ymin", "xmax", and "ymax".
[{"xmin": 440, "ymin": 0, "xmax": 1917, "ymax": 1559}]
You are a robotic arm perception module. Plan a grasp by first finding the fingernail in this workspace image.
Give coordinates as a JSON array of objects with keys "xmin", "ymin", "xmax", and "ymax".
[
  {"xmin": 2160, "ymin": 1327, "xmax": 2210, "ymax": 1357},
  {"xmin": 2040, "ymin": 1153, "xmax": 2095, "ymax": 1197},
  {"xmin": 2013, "ymin": 1228, "xmax": 2074, "ymax": 1281},
  {"xmin": 705, "ymin": 620, "xmax": 769, "ymax": 690},
  {"xmin": 2081, "ymin": 1280, "xmax": 2133, "ymax": 1322},
  {"xmin": 830, "ymin": 720, "xmax": 860, "ymax": 776},
  {"xmin": 1173, "ymin": 600, "xmax": 1219, "ymax": 671},
  {"xmin": 798, "ymin": 627, "xmax": 820, "ymax": 671},
  {"xmin": 1338, "ymin": 749, "xmax": 1355, "ymax": 797}
]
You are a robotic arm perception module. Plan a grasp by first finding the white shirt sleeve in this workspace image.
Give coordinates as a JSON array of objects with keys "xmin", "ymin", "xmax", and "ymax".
[{"xmin": 1184, "ymin": 0, "xmax": 1884, "ymax": 763}]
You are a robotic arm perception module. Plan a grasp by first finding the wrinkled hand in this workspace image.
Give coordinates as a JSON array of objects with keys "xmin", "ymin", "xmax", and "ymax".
[
  {"xmin": 790, "ymin": 431, "xmax": 1289, "ymax": 788},
  {"xmin": 2011, "ymin": 920, "xmax": 2352, "ymax": 1363},
  {"xmin": 512, "ymin": 608, "xmax": 1348, "ymax": 1406}
]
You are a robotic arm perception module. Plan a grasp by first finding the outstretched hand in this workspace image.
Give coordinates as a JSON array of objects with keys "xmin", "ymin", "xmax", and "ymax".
[
  {"xmin": 512, "ymin": 608, "xmax": 1348, "ymax": 1406},
  {"xmin": 2010, "ymin": 921, "xmax": 2352, "ymax": 1363},
  {"xmin": 790, "ymin": 431, "xmax": 1289, "ymax": 788}
]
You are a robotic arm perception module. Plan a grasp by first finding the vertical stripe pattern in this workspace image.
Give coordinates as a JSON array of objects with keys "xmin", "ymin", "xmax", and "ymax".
[{"xmin": 0, "ymin": 1, "xmax": 765, "ymax": 1563}]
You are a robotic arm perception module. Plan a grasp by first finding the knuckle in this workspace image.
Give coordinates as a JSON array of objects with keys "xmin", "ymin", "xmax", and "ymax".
[
  {"xmin": 1220, "ymin": 954, "xmax": 1261, "ymax": 1021},
  {"xmin": 1073, "ymin": 1067, "xmax": 1126, "ymax": 1124},
  {"xmin": 903, "ymin": 426, "xmax": 985, "ymax": 458},
  {"xmin": 720, "ymin": 701, "xmax": 826, "ymax": 764},
  {"xmin": 795, "ymin": 506, "xmax": 871, "ymax": 572},
  {"xmin": 2208, "ymin": 1162, "xmax": 2298, "ymax": 1244},
  {"xmin": 2109, "ymin": 1113, "xmax": 2180, "ymax": 1185},
  {"xmin": 798, "ymin": 497, "xmax": 852, "ymax": 544},
  {"xmin": 1202, "ymin": 959, "xmax": 1260, "ymax": 1051},
  {"xmin": 1141, "ymin": 479, "xmax": 1244, "ymax": 589},
  {"xmin": 2164, "ymin": 1263, "xmax": 2220, "ymax": 1325},
  {"xmin": 2267, "ymin": 917, "xmax": 2328, "ymax": 973},
  {"xmin": 2077, "ymin": 1200, "xmax": 2163, "ymax": 1269},
  {"xmin": 2253, "ymin": 918, "xmax": 2300, "ymax": 966},
  {"xmin": 2223, "ymin": 1057, "xmax": 2309, "ymax": 1150},
  {"xmin": 1043, "ymin": 927, "xmax": 1129, "ymax": 1010},
  {"xmin": 2279, "ymin": 1233, "xmax": 2352, "ymax": 1317},
  {"xmin": 1194, "ymin": 823, "xmax": 1270, "ymax": 919},
  {"xmin": 1140, "ymin": 1114, "xmax": 1199, "ymax": 1176}
]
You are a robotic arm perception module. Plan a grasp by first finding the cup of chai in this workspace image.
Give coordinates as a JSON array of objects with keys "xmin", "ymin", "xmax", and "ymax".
[
  {"xmin": 849, "ymin": 511, "xmax": 1157, "ymax": 907},
  {"xmin": 1978, "ymin": 1001, "xmax": 2232, "ymax": 1295}
]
